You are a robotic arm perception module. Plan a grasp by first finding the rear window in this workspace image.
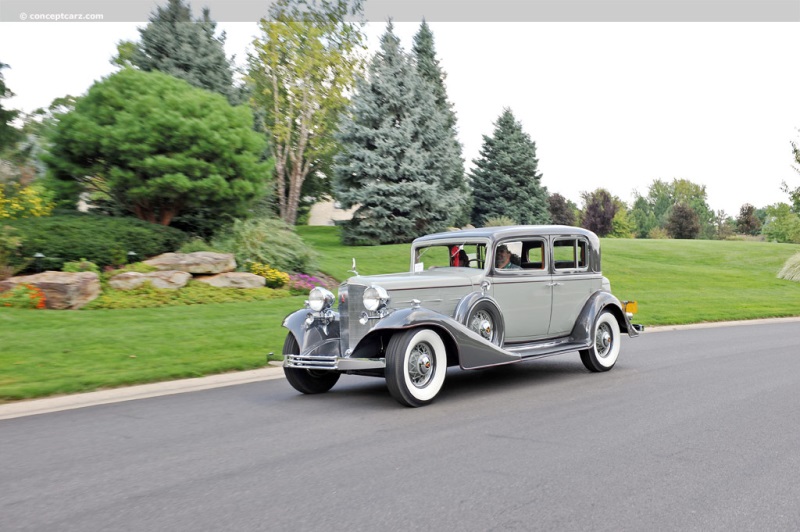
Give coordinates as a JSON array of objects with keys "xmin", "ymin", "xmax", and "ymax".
[{"xmin": 553, "ymin": 238, "xmax": 589, "ymax": 271}]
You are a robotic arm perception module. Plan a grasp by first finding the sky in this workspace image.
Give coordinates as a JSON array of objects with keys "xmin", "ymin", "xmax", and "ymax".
[{"xmin": 1, "ymin": 19, "xmax": 799, "ymax": 215}]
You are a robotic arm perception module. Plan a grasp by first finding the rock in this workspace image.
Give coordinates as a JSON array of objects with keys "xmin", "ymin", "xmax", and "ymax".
[
  {"xmin": 143, "ymin": 252, "xmax": 236, "ymax": 274},
  {"xmin": 109, "ymin": 270, "xmax": 191, "ymax": 290},
  {"xmin": 0, "ymin": 271, "xmax": 100, "ymax": 310},
  {"xmin": 194, "ymin": 272, "xmax": 266, "ymax": 289}
]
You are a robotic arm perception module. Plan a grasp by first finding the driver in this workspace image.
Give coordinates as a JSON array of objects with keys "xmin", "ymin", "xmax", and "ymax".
[{"xmin": 495, "ymin": 245, "xmax": 521, "ymax": 270}]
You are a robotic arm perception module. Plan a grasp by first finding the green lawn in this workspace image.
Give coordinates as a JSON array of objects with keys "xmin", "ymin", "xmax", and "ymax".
[{"xmin": 1, "ymin": 226, "xmax": 799, "ymax": 403}]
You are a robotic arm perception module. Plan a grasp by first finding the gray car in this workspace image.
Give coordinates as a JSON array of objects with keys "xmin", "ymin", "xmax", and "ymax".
[{"xmin": 283, "ymin": 225, "xmax": 641, "ymax": 407}]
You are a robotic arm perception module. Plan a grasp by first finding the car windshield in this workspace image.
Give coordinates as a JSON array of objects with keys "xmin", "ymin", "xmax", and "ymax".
[{"xmin": 414, "ymin": 242, "xmax": 487, "ymax": 271}]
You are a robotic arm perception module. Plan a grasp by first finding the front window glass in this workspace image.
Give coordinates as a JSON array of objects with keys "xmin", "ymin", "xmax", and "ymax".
[
  {"xmin": 494, "ymin": 239, "xmax": 548, "ymax": 272},
  {"xmin": 414, "ymin": 243, "xmax": 486, "ymax": 271}
]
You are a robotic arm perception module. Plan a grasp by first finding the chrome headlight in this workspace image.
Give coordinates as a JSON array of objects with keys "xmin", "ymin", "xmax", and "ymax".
[
  {"xmin": 308, "ymin": 287, "xmax": 335, "ymax": 312},
  {"xmin": 363, "ymin": 285, "xmax": 390, "ymax": 312}
]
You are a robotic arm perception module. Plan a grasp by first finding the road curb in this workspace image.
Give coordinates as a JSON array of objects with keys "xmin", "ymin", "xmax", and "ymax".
[
  {"xmin": 0, "ymin": 365, "xmax": 286, "ymax": 421},
  {"xmin": 3, "ymin": 316, "xmax": 800, "ymax": 421}
]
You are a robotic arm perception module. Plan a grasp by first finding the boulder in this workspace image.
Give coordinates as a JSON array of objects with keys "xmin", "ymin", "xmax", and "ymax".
[
  {"xmin": 143, "ymin": 252, "xmax": 236, "ymax": 274},
  {"xmin": 0, "ymin": 271, "xmax": 100, "ymax": 310},
  {"xmin": 109, "ymin": 271, "xmax": 191, "ymax": 290},
  {"xmin": 194, "ymin": 272, "xmax": 266, "ymax": 289}
]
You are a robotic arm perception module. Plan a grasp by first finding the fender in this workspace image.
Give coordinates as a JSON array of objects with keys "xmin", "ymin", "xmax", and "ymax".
[
  {"xmin": 569, "ymin": 290, "xmax": 639, "ymax": 345},
  {"xmin": 357, "ymin": 306, "xmax": 521, "ymax": 369},
  {"xmin": 453, "ymin": 292, "xmax": 504, "ymax": 326},
  {"xmin": 283, "ymin": 309, "xmax": 342, "ymax": 358}
]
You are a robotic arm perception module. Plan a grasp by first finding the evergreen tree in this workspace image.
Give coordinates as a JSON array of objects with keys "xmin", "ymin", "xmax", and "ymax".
[
  {"xmin": 0, "ymin": 62, "xmax": 20, "ymax": 151},
  {"xmin": 117, "ymin": 0, "xmax": 238, "ymax": 103},
  {"xmin": 469, "ymin": 108, "xmax": 550, "ymax": 226},
  {"xmin": 47, "ymin": 69, "xmax": 267, "ymax": 227},
  {"xmin": 333, "ymin": 23, "xmax": 451, "ymax": 245},
  {"xmin": 411, "ymin": 21, "xmax": 469, "ymax": 226}
]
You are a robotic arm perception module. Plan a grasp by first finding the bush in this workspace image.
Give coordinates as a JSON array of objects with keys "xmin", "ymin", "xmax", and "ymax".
[
  {"xmin": 0, "ymin": 283, "xmax": 47, "ymax": 309},
  {"xmin": 84, "ymin": 280, "xmax": 290, "ymax": 309},
  {"xmin": 248, "ymin": 261, "xmax": 290, "ymax": 289},
  {"xmin": 7, "ymin": 213, "xmax": 187, "ymax": 271},
  {"xmin": 482, "ymin": 215, "xmax": 516, "ymax": 227},
  {"xmin": 62, "ymin": 258, "xmax": 101, "ymax": 275},
  {"xmin": 0, "ymin": 225, "xmax": 27, "ymax": 280},
  {"xmin": 778, "ymin": 252, "xmax": 800, "ymax": 282},
  {"xmin": 210, "ymin": 217, "xmax": 317, "ymax": 273}
]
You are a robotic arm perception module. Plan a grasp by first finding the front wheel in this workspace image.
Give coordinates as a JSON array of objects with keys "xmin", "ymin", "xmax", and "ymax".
[
  {"xmin": 282, "ymin": 333, "xmax": 340, "ymax": 394},
  {"xmin": 579, "ymin": 310, "xmax": 621, "ymax": 372},
  {"xmin": 385, "ymin": 328, "xmax": 448, "ymax": 407}
]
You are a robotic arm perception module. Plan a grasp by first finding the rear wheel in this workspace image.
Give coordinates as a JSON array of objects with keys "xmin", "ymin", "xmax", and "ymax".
[
  {"xmin": 579, "ymin": 311, "xmax": 621, "ymax": 372},
  {"xmin": 385, "ymin": 328, "xmax": 448, "ymax": 407},
  {"xmin": 282, "ymin": 333, "xmax": 340, "ymax": 394}
]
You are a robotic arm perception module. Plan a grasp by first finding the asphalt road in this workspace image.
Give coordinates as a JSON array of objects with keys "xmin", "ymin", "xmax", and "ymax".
[{"xmin": 2, "ymin": 321, "xmax": 800, "ymax": 531}]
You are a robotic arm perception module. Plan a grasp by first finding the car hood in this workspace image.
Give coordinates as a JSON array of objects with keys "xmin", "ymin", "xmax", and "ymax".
[{"xmin": 345, "ymin": 269, "xmax": 485, "ymax": 292}]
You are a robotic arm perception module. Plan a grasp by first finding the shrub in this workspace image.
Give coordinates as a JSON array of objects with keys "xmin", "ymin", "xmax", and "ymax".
[
  {"xmin": 0, "ymin": 283, "xmax": 47, "ymax": 309},
  {"xmin": 8, "ymin": 213, "xmax": 187, "ymax": 271},
  {"xmin": 178, "ymin": 237, "xmax": 226, "ymax": 254},
  {"xmin": 778, "ymin": 252, "xmax": 800, "ymax": 282},
  {"xmin": 288, "ymin": 273, "xmax": 338, "ymax": 295},
  {"xmin": 648, "ymin": 227, "xmax": 671, "ymax": 240},
  {"xmin": 482, "ymin": 215, "xmax": 516, "ymax": 227},
  {"xmin": 84, "ymin": 280, "xmax": 290, "ymax": 309},
  {"xmin": 248, "ymin": 261, "xmax": 290, "ymax": 289},
  {"xmin": 211, "ymin": 217, "xmax": 317, "ymax": 273},
  {"xmin": 0, "ymin": 225, "xmax": 27, "ymax": 280},
  {"xmin": 62, "ymin": 258, "xmax": 101, "ymax": 275}
]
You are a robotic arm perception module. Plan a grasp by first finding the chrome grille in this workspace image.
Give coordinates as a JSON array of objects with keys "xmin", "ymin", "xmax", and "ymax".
[{"xmin": 339, "ymin": 283, "xmax": 372, "ymax": 353}]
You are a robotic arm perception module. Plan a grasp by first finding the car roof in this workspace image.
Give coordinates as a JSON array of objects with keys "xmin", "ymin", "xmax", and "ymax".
[{"xmin": 412, "ymin": 225, "xmax": 600, "ymax": 247}]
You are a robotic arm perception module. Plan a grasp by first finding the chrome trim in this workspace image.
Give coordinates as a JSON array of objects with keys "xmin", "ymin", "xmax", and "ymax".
[{"xmin": 284, "ymin": 355, "xmax": 386, "ymax": 371}]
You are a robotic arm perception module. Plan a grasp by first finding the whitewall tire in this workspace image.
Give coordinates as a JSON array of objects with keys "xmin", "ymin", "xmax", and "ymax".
[
  {"xmin": 579, "ymin": 311, "xmax": 621, "ymax": 372},
  {"xmin": 385, "ymin": 328, "xmax": 448, "ymax": 407}
]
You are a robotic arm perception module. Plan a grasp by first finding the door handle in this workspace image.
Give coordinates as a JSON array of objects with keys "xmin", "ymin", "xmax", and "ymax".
[{"xmin": 547, "ymin": 282, "xmax": 564, "ymax": 287}]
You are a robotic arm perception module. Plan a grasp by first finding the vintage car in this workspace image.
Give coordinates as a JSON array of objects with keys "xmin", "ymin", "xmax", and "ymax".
[{"xmin": 282, "ymin": 225, "xmax": 641, "ymax": 407}]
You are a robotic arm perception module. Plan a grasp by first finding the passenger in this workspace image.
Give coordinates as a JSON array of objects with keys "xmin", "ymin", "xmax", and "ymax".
[
  {"xmin": 495, "ymin": 244, "xmax": 521, "ymax": 270},
  {"xmin": 451, "ymin": 249, "xmax": 470, "ymax": 267}
]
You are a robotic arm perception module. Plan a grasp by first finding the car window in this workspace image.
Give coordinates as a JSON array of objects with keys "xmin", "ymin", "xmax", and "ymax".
[
  {"xmin": 414, "ymin": 243, "xmax": 486, "ymax": 271},
  {"xmin": 553, "ymin": 238, "xmax": 589, "ymax": 271},
  {"xmin": 495, "ymin": 239, "xmax": 550, "ymax": 273}
]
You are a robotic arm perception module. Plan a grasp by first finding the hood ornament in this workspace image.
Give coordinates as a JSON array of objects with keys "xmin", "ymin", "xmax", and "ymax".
[{"xmin": 348, "ymin": 257, "xmax": 359, "ymax": 277}]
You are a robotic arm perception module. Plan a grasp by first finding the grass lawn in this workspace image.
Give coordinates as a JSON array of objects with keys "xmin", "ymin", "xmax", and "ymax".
[{"xmin": 1, "ymin": 226, "xmax": 799, "ymax": 402}]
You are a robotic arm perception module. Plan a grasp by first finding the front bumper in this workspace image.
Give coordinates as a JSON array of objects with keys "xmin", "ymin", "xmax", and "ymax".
[{"xmin": 284, "ymin": 354, "xmax": 386, "ymax": 371}]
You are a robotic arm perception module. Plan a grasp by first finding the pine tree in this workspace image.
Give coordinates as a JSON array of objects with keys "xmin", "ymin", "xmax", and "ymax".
[
  {"xmin": 119, "ymin": 0, "xmax": 238, "ymax": 103},
  {"xmin": 470, "ymin": 108, "xmax": 550, "ymax": 226},
  {"xmin": 411, "ymin": 21, "xmax": 469, "ymax": 226},
  {"xmin": 0, "ymin": 62, "xmax": 20, "ymax": 151},
  {"xmin": 333, "ymin": 23, "xmax": 451, "ymax": 245}
]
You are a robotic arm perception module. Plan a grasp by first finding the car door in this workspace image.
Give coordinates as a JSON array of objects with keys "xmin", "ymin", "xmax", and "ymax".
[
  {"xmin": 490, "ymin": 239, "xmax": 553, "ymax": 342},
  {"xmin": 548, "ymin": 236, "xmax": 599, "ymax": 336}
]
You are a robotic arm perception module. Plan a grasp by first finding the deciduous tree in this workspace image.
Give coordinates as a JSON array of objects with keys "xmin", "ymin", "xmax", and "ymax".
[
  {"xmin": 580, "ymin": 188, "xmax": 617, "ymax": 237},
  {"xmin": 47, "ymin": 69, "xmax": 267, "ymax": 227},
  {"xmin": 547, "ymin": 193, "xmax": 577, "ymax": 226},
  {"xmin": 470, "ymin": 108, "xmax": 550, "ymax": 227},
  {"xmin": 736, "ymin": 203, "xmax": 762, "ymax": 235},
  {"xmin": 666, "ymin": 203, "xmax": 701, "ymax": 239},
  {"xmin": 248, "ymin": 0, "xmax": 365, "ymax": 226}
]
